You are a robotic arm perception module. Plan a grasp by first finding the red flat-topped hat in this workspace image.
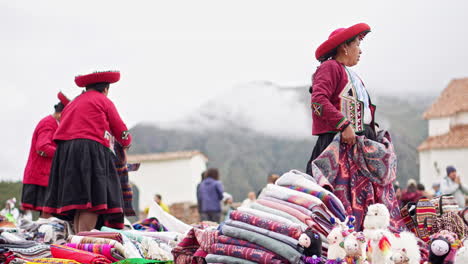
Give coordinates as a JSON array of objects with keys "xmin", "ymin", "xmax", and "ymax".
[
  {"xmin": 74, "ymin": 71, "xmax": 120, "ymax": 87},
  {"xmin": 57, "ymin": 91, "xmax": 70, "ymax": 106},
  {"xmin": 315, "ymin": 23, "xmax": 371, "ymax": 61}
]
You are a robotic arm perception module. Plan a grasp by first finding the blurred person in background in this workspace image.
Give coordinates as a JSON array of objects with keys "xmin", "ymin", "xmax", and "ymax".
[
  {"xmin": 197, "ymin": 168, "xmax": 224, "ymax": 222},
  {"xmin": 401, "ymin": 179, "xmax": 422, "ymax": 206},
  {"xmin": 441, "ymin": 165, "xmax": 468, "ymax": 208},
  {"xmin": 154, "ymin": 194, "xmax": 169, "ymax": 213},
  {"xmin": 241, "ymin": 192, "xmax": 257, "ymax": 207}
]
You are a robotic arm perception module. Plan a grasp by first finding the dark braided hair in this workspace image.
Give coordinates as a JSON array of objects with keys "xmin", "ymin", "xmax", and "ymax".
[
  {"xmin": 86, "ymin": 82, "xmax": 110, "ymax": 93},
  {"xmin": 54, "ymin": 102, "xmax": 65, "ymax": 113},
  {"xmin": 318, "ymin": 35, "xmax": 358, "ymax": 63}
]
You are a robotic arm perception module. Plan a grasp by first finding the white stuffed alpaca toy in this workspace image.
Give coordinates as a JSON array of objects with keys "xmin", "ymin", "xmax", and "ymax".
[
  {"xmin": 363, "ymin": 204, "xmax": 393, "ymax": 264},
  {"xmin": 392, "ymin": 232, "xmax": 421, "ymax": 264},
  {"xmin": 327, "ymin": 216, "xmax": 354, "ymax": 261},
  {"xmin": 343, "ymin": 232, "xmax": 368, "ymax": 264},
  {"xmin": 455, "ymin": 240, "xmax": 468, "ymax": 264}
]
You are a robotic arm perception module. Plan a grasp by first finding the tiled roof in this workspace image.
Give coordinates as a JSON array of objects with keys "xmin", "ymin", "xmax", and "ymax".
[
  {"xmin": 423, "ymin": 78, "xmax": 468, "ymax": 119},
  {"xmin": 418, "ymin": 125, "xmax": 468, "ymax": 151},
  {"xmin": 127, "ymin": 150, "xmax": 208, "ymax": 162}
]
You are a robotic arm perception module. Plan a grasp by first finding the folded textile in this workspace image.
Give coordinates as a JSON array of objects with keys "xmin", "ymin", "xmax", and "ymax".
[
  {"xmin": 50, "ymin": 244, "xmax": 112, "ymax": 264},
  {"xmin": 286, "ymin": 186, "xmax": 346, "ymax": 221},
  {"xmin": 65, "ymin": 243, "xmax": 123, "ymax": 261},
  {"xmin": 76, "ymin": 232, "xmax": 123, "ymax": 244},
  {"xmin": 249, "ymin": 203, "xmax": 307, "ymax": 230},
  {"xmin": 5, "ymin": 243, "xmax": 51, "ymax": 259},
  {"xmin": 217, "ymin": 235, "xmax": 271, "ymax": 252},
  {"xmin": 221, "ymin": 224, "xmax": 302, "ymax": 263},
  {"xmin": 67, "ymin": 235, "xmax": 125, "ymax": 258},
  {"xmin": 112, "ymin": 259, "xmax": 173, "ymax": 264},
  {"xmin": 171, "ymin": 228, "xmax": 204, "ymax": 264},
  {"xmin": 205, "ymin": 254, "xmax": 257, "ymax": 264},
  {"xmin": 211, "ymin": 243, "xmax": 285, "ymax": 264},
  {"xmin": 225, "ymin": 220, "xmax": 299, "ymax": 249},
  {"xmin": 276, "ymin": 170, "xmax": 345, "ymax": 219},
  {"xmin": 125, "ymin": 231, "xmax": 182, "ymax": 245},
  {"xmin": 229, "ymin": 210, "xmax": 302, "ymax": 239},
  {"xmin": 133, "ymin": 218, "xmax": 167, "ymax": 232},
  {"xmin": 256, "ymin": 199, "xmax": 313, "ymax": 227},
  {"xmin": 236, "ymin": 207, "xmax": 298, "ymax": 228},
  {"xmin": 25, "ymin": 258, "xmax": 80, "ymax": 264},
  {"xmin": 100, "ymin": 227, "xmax": 172, "ymax": 260},
  {"xmin": 310, "ymin": 132, "xmax": 403, "ymax": 230}
]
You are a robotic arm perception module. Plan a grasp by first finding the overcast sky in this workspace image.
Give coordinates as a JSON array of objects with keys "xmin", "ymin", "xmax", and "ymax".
[{"xmin": 1, "ymin": 0, "xmax": 468, "ymax": 180}]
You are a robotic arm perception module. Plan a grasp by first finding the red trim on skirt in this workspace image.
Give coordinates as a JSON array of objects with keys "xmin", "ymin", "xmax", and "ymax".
[
  {"xmin": 21, "ymin": 203, "xmax": 45, "ymax": 212},
  {"xmin": 42, "ymin": 203, "xmax": 123, "ymax": 214}
]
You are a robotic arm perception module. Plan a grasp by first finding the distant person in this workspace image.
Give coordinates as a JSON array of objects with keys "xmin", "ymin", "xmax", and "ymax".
[
  {"xmin": 432, "ymin": 182, "xmax": 442, "ymax": 197},
  {"xmin": 417, "ymin": 182, "xmax": 432, "ymax": 198},
  {"xmin": 401, "ymin": 179, "xmax": 422, "ymax": 206},
  {"xmin": 196, "ymin": 170, "xmax": 207, "ymax": 220},
  {"xmin": 257, "ymin": 173, "xmax": 280, "ymax": 197},
  {"xmin": 44, "ymin": 71, "xmax": 132, "ymax": 233},
  {"xmin": 440, "ymin": 166, "xmax": 468, "ymax": 208},
  {"xmin": 0, "ymin": 198, "xmax": 20, "ymax": 223},
  {"xmin": 197, "ymin": 168, "xmax": 224, "ymax": 222},
  {"xmin": 221, "ymin": 192, "xmax": 235, "ymax": 222},
  {"xmin": 241, "ymin": 192, "xmax": 257, "ymax": 207},
  {"xmin": 21, "ymin": 92, "xmax": 69, "ymax": 219},
  {"xmin": 154, "ymin": 194, "xmax": 170, "ymax": 213}
]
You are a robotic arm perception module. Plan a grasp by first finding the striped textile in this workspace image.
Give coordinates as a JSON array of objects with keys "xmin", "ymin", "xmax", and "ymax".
[
  {"xmin": 25, "ymin": 258, "xmax": 80, "ymax": 264},
  {"xmin": 65, "ymin": 243, "xmax": 124, "ymax": 262},
  {"xmin": 50, "ymin": 244, "xmax": 112, "ymax": 264}
]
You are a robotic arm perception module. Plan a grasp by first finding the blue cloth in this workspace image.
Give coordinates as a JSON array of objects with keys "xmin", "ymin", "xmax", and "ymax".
[{"xmin": 197, "ymin": 177, "xmax": 224, "ymax": 212}]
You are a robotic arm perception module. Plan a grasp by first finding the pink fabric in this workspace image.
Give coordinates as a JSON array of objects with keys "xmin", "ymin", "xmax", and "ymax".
[{"xmin": 257, "ymin": 199, "xmax": 313, "ymax": 226}]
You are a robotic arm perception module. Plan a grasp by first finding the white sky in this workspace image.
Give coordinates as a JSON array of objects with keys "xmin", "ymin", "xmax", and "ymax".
[{"xmin": 1, "ymin": 0, "xmax": 468, "ymax": 180}]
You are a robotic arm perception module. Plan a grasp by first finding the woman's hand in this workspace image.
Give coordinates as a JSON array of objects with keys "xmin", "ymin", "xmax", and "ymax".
[{"xmin": 341, "ymin": 125, "xmax": 356, "ymax": 145}]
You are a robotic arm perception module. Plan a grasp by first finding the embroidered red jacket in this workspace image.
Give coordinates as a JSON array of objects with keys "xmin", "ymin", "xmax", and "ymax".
[
  {"xmin": 54, "ymin": 90, "xmax": 132, "ymax": 148},
  {"xmin": 310, "ymin": 60, "xmax": 376, "ymax": 135},
  {"xmin": 23, "ymin": 115, "xmax": 58, "ymax": 186}
]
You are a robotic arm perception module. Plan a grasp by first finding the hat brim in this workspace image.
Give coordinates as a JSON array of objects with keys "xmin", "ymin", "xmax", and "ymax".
[
  {"xmin": 57, "ymin": 91, "xmax": 70, "ymax": 106},
  {"xmin": 75, "ymin": 71, "xmax": 121, "ymax": 87},
  {"xmin": 315, "ymin": 23, "xmax": 371, "ymax": 61}
]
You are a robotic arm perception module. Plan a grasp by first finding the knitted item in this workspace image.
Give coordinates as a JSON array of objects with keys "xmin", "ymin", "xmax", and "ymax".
[{"xmin": 432, "ymin": 212, "xmax": 468, "ymax": 241}]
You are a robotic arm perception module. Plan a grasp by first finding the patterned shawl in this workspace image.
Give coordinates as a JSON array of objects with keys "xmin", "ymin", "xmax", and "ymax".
[
  {"xmin": 65, "ymin": 243, "xmax": 124, "ymax": 262},
  {"xmin": 311, "ymin": 131, "xmax": 402, "ymax": 231},
  {"xmin": 114, "ymin": 142, "xmax": 139, "ymax": 216},
  {"xmin": 210, "ymin": 243, "xmax": 286, "ymax": 264}
]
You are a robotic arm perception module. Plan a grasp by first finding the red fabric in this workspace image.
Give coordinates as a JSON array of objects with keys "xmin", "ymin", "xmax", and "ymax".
[
  {"xmin": 401, "ymin": 190, "xmax": 422, "ymax": 206},
  {"xmin": 42, "ymin": 202, "xmax": 123, "ymax": 215},
  {"xmin": 54, "ymin": 90, "xmax": 131, "ymax": 148},
  {"xmin": 310, "ymin": 60, "xmax": 376, "ymax": 135},
  {"xmin": 315, "ymin": 23, "xmax": 370, "ymax": 60},
  {"xmin": 75, "ymin": 71, "xmax": 120, "ymax": 87},
  {"xmin": 58, "ymin": 91, "xmax": 70, "ymax": 106},
  {"xmin": 50, "ymin": 244, "xmax": 112, "ymax": 264},
  {"xmin": 23, "ymin": 115, "xmax": 58, "ymax": 186}
]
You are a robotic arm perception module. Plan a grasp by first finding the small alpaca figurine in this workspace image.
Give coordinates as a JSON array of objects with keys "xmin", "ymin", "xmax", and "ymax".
[
  {"xmin": 390, "ymin": 248, "xmax": 410, "ymax": 264},
  {"xmin": 326, "ymin": 216, "xmax": 355, "ymax": 262},
  {"xmin": 363, "ymin": 203, "xmax": 390, "ymax": 239},
  {"xmin": 343, "ymin": 232, "xmax": 368, "ymax": 264},
  {"xmin": 367, "ymin": 229, "xmax": 392, "ymax": 264},
  {"xmin": 298, "ymin": 228, "xmax": 322, "ymax": 258},
  {"xmin": 427, "ymin": 230, "xmax": 461, "ymax": 264},
  {"xmin": 392, "ymin": 231, "xmax": 421, "ymax": 264}
]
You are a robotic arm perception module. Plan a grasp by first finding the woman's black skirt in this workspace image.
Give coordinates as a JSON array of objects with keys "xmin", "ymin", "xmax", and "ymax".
[
  {"xmin": 306, "ymin": 125, "xmax": 377, "ymax": 175},
  {"xmin": 21, "ymin": 184, "xmax": 48, "ymax": 211},
  {"xmin": 43, "ymin": 139, "xmax": 124, "ymax": 222}
]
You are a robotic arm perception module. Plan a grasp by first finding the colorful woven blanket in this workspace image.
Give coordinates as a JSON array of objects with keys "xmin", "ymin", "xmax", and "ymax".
[
  {"xmin": 211, "ymin": 243, "xmax": 285, "ymax": 264},
  {"xmin": 65, "ymin": 243, "xmax": 124, "ymax": 261},
  {"xmin": 133, "ymin": 218, "xmax": 168, "ymax": 232},
  {"xmin": 25, "ymin": 258, "xmax": 80, "ymax": 264},
  {"xmin": 229, "ymin": 210, "xmax": 302, "ymax": 239},
  {"xmin": 76, "ymin": 232, "xmax": 123, "ymax": 244},
  {"xmin": 50, "ymin": 244, "xmax": 112, "ymax": 264},
  {"xmin": 67, "ymin": 235, "xmax": 126, "ymax": 257},
  {"xmin": 114, "ymin": 142, "xmax": 137, "ymax": 217},
  {"xmin": 310, "ymin": 131, "xmax": 403, "ymax": 231}
]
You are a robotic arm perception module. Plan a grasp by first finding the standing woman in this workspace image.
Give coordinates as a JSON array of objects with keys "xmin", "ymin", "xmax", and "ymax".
[
  {"xmin": 21, "ymin": 92, "xmax": 70, "ymax": 218},
  {"xmin": 306, "ymin": 23, "xmax": 377, "ymax": 175},
  {"xmin": 43, "ymin": 71, "xmax": 132, "ymax": 232}
]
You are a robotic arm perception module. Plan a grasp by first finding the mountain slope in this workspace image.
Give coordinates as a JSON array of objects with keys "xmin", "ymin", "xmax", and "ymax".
[{"xmin": 130, "ymin": 82, "xmax": 432, "ymax": 200}]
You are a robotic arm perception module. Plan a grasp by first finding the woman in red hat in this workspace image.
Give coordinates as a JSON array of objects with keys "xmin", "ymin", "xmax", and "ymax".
[
  {"xmin": 43, "ymin": 71, "xmax": 132, "ymax": 232},
  {"xmin": 306, "ymin": 23, "xmax": 376, "ymax": 175},
  {"xmin": 21, "ymin": 92, "xmax": 70, "ymax": 218}
]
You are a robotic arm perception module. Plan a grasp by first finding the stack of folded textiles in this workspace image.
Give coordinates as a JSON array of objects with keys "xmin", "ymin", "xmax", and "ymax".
[{"xmin": 204, "ymin": 170, "xmax": 345, "ymax": 263}]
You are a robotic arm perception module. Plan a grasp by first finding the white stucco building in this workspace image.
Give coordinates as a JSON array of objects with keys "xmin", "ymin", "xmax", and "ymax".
[
  {"xmin": 127, "ymin": 150, "xmax": 208, "ymax": 210},
  {"xmin": 418, "ymin": 78, "xmax": 468, "ymax": 186}
]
